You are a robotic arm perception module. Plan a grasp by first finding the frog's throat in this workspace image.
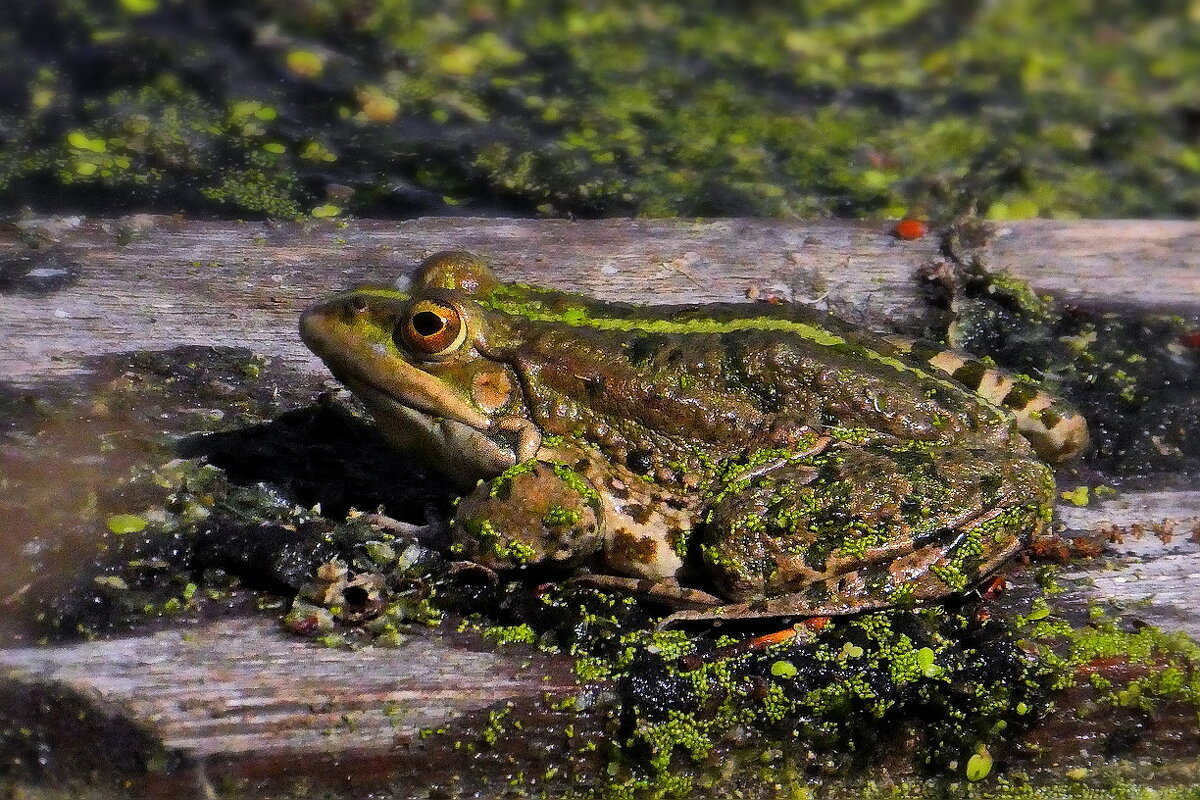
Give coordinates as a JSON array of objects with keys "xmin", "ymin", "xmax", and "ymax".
[{"xmin": 345, "ymin": 380, "xmax": 518, "ymax": 486}]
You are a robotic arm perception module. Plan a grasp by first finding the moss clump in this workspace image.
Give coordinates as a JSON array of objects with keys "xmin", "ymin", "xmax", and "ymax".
[
  {"xmin": 1020, "ymin": 603, "xmax": 1200, "ymax": 712},
  {"xmin": 436, "ymin": 569, "xmax": 1200, "ymax": 794}
]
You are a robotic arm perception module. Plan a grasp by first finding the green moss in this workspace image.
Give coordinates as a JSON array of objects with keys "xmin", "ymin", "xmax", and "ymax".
[
  {"xmin": 466, "ymin": 517, "xmax": 539, "ymax": 565},
  {"xmin": 547, "ymin": 460, "xmax": 602, "ymax": 503},
  {"xmin": 543, "ymin": 504, "xmax": 583, "ymax": 527},
  {"xmin": 489, "ymin": 459, "xmax": 541, "ymax": 499},
  {"xmin": 483, "ymin": 623, "xmax": 540, "ymax": 647},
  {"xmin": 5, "ymin": 2, "xmax": 1198, "ymax": 218},
  {"xmin": 200, "ymin": 164, "xmax": 303, "ymax": 219}
]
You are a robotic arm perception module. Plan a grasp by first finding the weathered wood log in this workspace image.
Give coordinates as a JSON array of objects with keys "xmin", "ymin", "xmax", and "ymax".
[
  {"xmin": 1, "ymin": 217, "xmax": 1198, "ymax": 793},
  {"xmin": 0, "ymin": 616, "xmax": 577, "ymax": 758},
  {"xmin": 2, "ymin": 217, "xmax": 1198, "ymax": 386}
]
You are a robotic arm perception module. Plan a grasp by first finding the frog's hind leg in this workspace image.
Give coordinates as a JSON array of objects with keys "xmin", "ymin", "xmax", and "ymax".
[
  {"xmin": 691, "ymin": 438, "xmax": 1049, "ymax": 626},
  {"xmin": 661, "ymin": 506, "xmax": 1028, "ymax": 628},
  {"xmin": 662, "ymin": 510, "xmax": 1027, "ymax": 628}
]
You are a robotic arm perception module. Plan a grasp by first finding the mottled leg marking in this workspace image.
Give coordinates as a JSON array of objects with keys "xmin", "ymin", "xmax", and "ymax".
[
  {"xmin": 696, "ymin": 436, "xmax": 1048, "ymax": 622},
  {"xmin": 659, "ymin": 503, "xmax": 1035, "ymax": 628}
]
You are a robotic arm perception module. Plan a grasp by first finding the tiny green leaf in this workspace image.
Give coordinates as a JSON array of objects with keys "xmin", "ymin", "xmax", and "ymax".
[
  {"xmin": 106, "ymin": 513, "xmax": 147, "ymax": 534},
  {"xmin": 1026, "ymin": 601, "xmax": 1051, "ymax": 621},
  {"xmin": 917, "ymin": 646, "xmax": 939, "ymax": 677},
  {"xmin": 966, "ymin": 749, "xmax": 992, "ymax": 781},
  {"xmin": 770, "ymin": 660, "xmax": 797, "ymax": 679}
]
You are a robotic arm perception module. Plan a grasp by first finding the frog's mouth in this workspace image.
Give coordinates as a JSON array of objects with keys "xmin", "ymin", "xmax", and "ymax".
[{"xmin": 300, "ymin": 308, "xmax": 517, "ymax": 487}]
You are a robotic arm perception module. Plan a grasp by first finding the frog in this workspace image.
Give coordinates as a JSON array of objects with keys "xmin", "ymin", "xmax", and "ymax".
[{"xmin": 300, "ymin": 250, "xmax": 1088, "ymax": 623}]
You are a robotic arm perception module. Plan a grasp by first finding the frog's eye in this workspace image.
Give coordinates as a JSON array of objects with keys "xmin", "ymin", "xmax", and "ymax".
[{"xmin": 397, "ymin": 299, "xmax": 467, "ymax": 357}]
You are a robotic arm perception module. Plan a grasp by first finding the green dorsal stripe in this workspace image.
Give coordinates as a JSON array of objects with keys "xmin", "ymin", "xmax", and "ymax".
[
  {"xmin": 492, "ymin": 302, "xmax": 846, "ymax": 341},
  {"xmin": 482, "ymin": 295, "xmax": 957, "ymax": 384}
]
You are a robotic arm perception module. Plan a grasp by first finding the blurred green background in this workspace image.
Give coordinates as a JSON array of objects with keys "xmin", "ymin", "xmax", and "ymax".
[{"xmin": 2, "ymin": 0, "xmax": 1197, "ymax": 221}]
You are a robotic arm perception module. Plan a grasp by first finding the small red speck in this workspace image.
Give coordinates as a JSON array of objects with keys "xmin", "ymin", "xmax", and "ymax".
[
  {"xmin": 893, "ymin": 218, "xmax": 928, "ymax": 240},
  {"xmin": 1181, "ymin": 331, "xmax": 1200, "ymax": 349}
]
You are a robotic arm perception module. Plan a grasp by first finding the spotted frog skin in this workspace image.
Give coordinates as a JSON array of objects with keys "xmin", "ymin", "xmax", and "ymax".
[{"xmin": 301, "ymin": 251, "xmax": 1087, "ymax": 621}]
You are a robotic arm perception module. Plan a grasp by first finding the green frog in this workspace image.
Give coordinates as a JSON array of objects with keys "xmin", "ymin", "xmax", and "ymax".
[{"xmin": 300, "ymin": 251, "xmax": 1087, "ymax": 622}]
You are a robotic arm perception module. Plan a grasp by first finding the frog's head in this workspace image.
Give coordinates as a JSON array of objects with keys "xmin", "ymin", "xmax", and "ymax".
[{"xmin": 300, "ymin": 251, "xmax": 528, "ymax": 488}]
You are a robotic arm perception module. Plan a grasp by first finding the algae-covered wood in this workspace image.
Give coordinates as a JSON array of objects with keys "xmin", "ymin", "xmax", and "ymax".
[{"xmin": 1, "ymin": 216, "xmax": 1198, "ymax": 796}]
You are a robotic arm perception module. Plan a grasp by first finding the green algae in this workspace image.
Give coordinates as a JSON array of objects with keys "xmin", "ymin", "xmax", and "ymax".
[
  {"xmin": 3, "ymin": 1, "xmax": 1198, "ymax": 219},
  {"xmin": 436, "ymin": 571, "xmax": 1200, "ymax": 796}
]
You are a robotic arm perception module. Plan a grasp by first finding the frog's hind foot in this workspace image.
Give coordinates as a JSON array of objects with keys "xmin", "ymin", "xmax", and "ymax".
[
  {"xmin": 572, "ymin": 574, "xmax": 723, "ymax": 611},
  {"xmin": 657, "ymin": 596, "xmax": 856, "ymax": 629}
]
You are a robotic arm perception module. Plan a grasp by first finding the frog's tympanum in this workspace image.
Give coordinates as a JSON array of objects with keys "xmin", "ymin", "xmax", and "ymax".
[{"xmin": 301, "ymin": 251, "xmax": 1087, "ymax": 622}]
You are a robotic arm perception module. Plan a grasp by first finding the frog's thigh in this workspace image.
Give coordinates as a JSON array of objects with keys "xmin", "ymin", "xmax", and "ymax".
[
  {"xmin": 700, "ymin": 443, "xmax": 1046, "ymax": 614},
  {"xmin": 450, "ymin": 461, "xmax": 603, "ymax": 570}
]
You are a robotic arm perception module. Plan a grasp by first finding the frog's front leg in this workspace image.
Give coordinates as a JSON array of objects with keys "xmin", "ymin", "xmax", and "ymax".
[
  {"xmin": 449, "ymin": 460, "xmax": 605, "ymax": 570},
  {"xmin": 693, "ymin": 438, "xmax": 1053, "ymax": 620}
]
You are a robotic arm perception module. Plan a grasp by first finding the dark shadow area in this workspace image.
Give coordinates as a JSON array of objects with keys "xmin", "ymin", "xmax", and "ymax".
[{"xmin": 177, "ymin": 399, "xmax": 456, "ymax": 524}]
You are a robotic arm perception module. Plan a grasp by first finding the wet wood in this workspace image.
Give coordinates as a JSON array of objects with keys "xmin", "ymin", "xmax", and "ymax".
[
  {"xmin": 1056, "ymin": 490, "xmax": 1200, "ymax": 642},
  {"xmin": 0, "ymin": 617, "xmax": 577, "ymax": 759},
  {"xmin": 1, "ymin": 216, "xmax": 1198, "ymax": 791}
]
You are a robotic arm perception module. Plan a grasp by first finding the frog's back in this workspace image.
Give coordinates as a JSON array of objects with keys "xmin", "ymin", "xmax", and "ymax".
[{"xmin": 484, "ymin": 286, "xmax": 1085, "ymax": 463}]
